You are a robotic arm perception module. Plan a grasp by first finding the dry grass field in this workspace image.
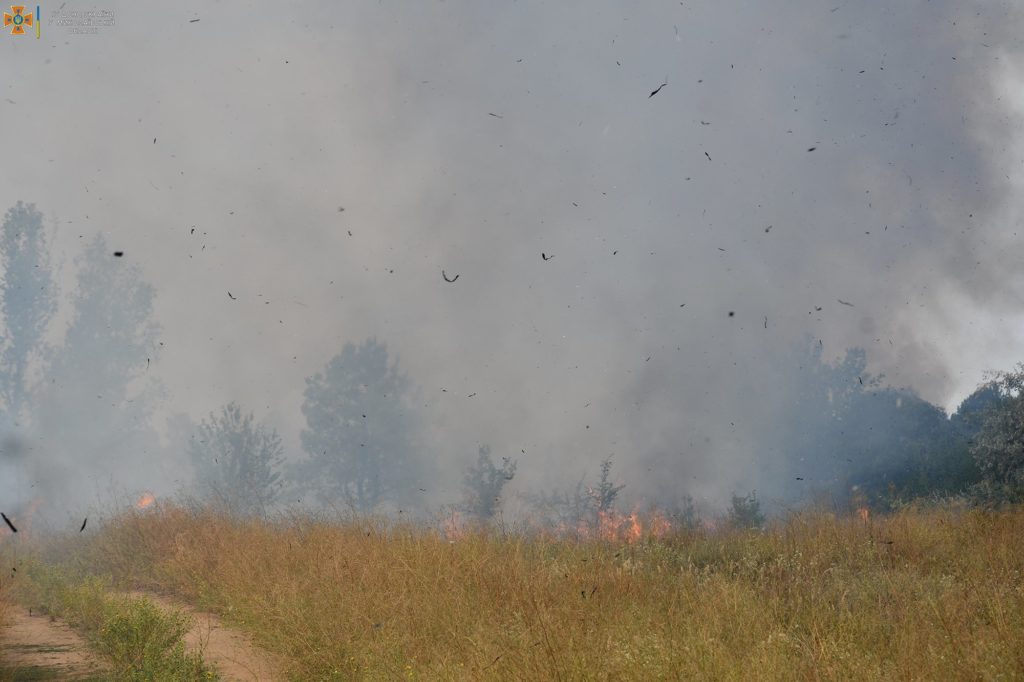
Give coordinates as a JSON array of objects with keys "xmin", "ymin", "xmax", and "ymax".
[{"xmin": 2, "ymin": 503, "xmax": 1023, "ymax": 680}]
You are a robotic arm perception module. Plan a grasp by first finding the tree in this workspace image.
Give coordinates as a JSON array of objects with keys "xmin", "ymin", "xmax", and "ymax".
[
  {"xmin": 952, "ymin": 383, "xmax": 1003, "ymax": 438},
  {"xmin": 841, "ymin": 388, "xmax": 976, "ymax": 507},
  {"xmin": 666, "ymin": 495, "xmax": 699, "ymax": 530},
  {"xmin": 770, "ymin": 340, "xmax": 882, "ymax": 502},
  {"xmin": 774, "ymin": 338, "xmax": 977, "ymax": 510},
  {"xmin": 296, "ymin": 338, "xmax": 421, "ymax": 512},
  {"xmin": 188, "ymin": 403, "xmax": 284, "ymax": 516},
  {"xmin": 969, "ymin": 367, "xmax": 1024, "ymax": 505},
  {"xmin": 461, "ymin": 445, "xmax": 516, "ymax": 522},
  {"xmin": 519, "ymin": 477, "xmax": 591, "ymax": 533},
  {"xmin": 0, "ymin": 202, "xmax": 57, "ymax": 425},
  {"xmin": 33, "ymin": 234, "xmax": 164, "ymax": 505},
  {"xmin": 728, "ymin": 491, "xmax": 765, "ymax": 529},
  {"xmin": 587, "ymin": 456, "xmax": 625, "ymax": 517},
  {"xmin": 47, "ymin": 235, "xmax": 158, "ymax": 400}
]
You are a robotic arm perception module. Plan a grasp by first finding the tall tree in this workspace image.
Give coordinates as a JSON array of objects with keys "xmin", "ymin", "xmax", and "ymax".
[
  {"xmin": 188, "ymin": 403, "xmax": 284, "ymax": 516},
  {"xmin": 34, "ymin": 235, "xmax": 163, "ymax": 502},
  {"xmin": 969, "ymin": 366, "xmax": 1024, "ymax": 505},
  {"xmin": 0, "ymin": 202, "xmax": 57, "ymax": 425},
  {"xmin": 296, "ymin": 338, "xmax": 421, "ymax": 512},
  {"xmin": 461, "ymin": 445, "xmax": 516, "ymax": 522},
  {"xmin": 774, "ymin": 338, "xmax": 974, "ymax": 509},
  {"xmin": 48, "ymin": 235, "xmax": 158, "ymax": 400},
  {"xmin": 951, "ymin": 383, "xmax": 1003, "ymax": 438}
]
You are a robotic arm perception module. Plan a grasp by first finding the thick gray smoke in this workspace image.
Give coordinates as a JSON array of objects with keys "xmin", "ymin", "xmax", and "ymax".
[{"xmin": 2, "ymin": 1, "xmax": 1024, "ymax": 520}]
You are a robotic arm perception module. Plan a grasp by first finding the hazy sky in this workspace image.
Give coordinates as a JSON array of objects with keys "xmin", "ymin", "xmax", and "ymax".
[{"xmin": 2, "ymin": 1, "xmax": 1024, "ymax": 509}]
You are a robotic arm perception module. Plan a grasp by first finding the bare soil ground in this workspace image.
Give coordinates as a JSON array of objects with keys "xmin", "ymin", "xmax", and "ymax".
[
  {"xmin": 1, "ymin": 592, "xmax": 279, "ymax": 681},
  {"xmin": 126, "ymin": 591, "xmax": 280, "ymax": 682},
  {"xmin": 0, "ymin": 606, "xmax": 106, "ymax": 681}
]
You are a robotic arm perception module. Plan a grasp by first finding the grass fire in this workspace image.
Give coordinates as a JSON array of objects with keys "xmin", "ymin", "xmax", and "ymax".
[
  {"xmin": 2, "ymin": 503, "xmax": 1022, "ymax": 680},
  {"xmin": 4, "ymin": 0, "xmax": 1024, "ymax": 678}
]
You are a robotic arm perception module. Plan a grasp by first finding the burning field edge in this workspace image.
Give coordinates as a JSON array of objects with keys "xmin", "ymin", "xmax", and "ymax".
[{"xmin": 1, "ymin": 502, "xmax": 1023, "ymax": 680}]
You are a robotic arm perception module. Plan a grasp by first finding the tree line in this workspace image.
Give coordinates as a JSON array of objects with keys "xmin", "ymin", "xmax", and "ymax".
[{"xmin": 1, "ymin": 201, "xmax": 1023, "ymax": 523}]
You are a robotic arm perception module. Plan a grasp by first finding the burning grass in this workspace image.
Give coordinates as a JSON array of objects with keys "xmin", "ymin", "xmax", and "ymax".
[{"xmin": 5, "ymin": 503, "xmax": 1024, "ymax": 680}]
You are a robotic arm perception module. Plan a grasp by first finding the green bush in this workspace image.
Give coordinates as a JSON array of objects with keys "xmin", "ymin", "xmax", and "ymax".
[
  {"xmin": 16, "ymin": 562, "xmax": 218, "ymax": 681},
  {"xmin": 98, "ymin": 597, "xmax": 211, "ymax": 681}
]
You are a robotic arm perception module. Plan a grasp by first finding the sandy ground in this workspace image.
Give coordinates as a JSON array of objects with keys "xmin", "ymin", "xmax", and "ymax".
[
  {"xmin": 126, "ymin": 591, "xmax": 281, "ymax": 682},
  {"xmin": 0, "ymin": 605, "xmax": 107, "ymax": 680},
  {"xmin": 1, "ymin": 592, "xmax": 280, "ymax": 681}
]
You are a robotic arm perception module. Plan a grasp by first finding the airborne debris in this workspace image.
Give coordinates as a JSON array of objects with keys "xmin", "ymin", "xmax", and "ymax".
[
  {"xmin": 488, "ymin": 112, "xmax": 503, "ymax": 118},
  {"xmin": 648, "ymin": 81, "xmax": 668, "ymax": 98},
  {"xmin": 705, "ymin": 151, "xmax": 711, "ymax": 161},
  {"xmin": 80, "ymin": 518, "xmax": 87, "ymax": 532},
  {"xmin": 227, "ymin": 292, "xmax": 237, "ymax": 300},
  {"xmin": 113, "ymin": 251, "xmax": 124, "ymax": 257},
  {"xmin": 837, "ymin": 299, "xmax": 854, "ymax": 307},
  {"xmin": 189, "ymin": 18, "xmax": 200, "ymax": 23},
  {"xmin": 442, "ymin": 270, "xmax": 459, "ymax": 283},
  {"xmin": 807, "ymin": 146, "xmax": 817, "ymax": 152},
  {"xmin": 1, "ymin": 512, "xmax": 16, "ymax": 533},
  {"xmin": 541, "ymin": 253, "xmax": 554, "ymax": 261}
]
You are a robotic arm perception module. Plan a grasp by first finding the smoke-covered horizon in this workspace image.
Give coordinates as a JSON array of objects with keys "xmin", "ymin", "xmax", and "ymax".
[{"xmin": 3, "ymin": 1, "xmax": 1024, "ymax": 521}]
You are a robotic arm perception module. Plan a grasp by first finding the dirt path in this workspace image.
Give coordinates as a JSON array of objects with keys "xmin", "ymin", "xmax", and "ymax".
[
  {"xmin": 126, "ymin": 591, "xmax": 280, "ymax": 682},
  {"xmin": 0, "ymin": 605, "xmax": 107, "ymax": 681}
]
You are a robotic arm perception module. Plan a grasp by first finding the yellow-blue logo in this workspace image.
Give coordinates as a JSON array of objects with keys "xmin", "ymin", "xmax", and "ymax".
[{"xmin": 4, "ymin": 6, "xmax": 39, "ymax": 37}]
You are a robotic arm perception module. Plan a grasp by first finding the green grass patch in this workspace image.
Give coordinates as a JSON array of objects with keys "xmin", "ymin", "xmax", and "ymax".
[{"xmin": 12, "ymin": 563, "xmax": 218, "ymax": 682}]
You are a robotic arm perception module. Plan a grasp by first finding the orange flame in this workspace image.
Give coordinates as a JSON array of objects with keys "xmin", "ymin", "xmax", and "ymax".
[
  {"xmin": 524, "ymin": 507, "xmax": 686, "ymax": 543},
  {"xmin": 592, "ymin": 508, "xmax": 666, "ymax": 544},
  {"xmin": 625, "ymin": 511, "xmax": 642, "ymax": 543},
  {"xmin": 648, "ymin": 510, "xmax": 672, "ymax": 539},
  {"xmin": 135, "ymin": 492, "xmax": 156, "ymax": 509}
]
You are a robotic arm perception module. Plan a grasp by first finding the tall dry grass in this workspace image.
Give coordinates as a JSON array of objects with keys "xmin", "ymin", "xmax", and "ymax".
[{"xmin": 22, "ymin": 504, "xmax": 1024, "ymax": 680}]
